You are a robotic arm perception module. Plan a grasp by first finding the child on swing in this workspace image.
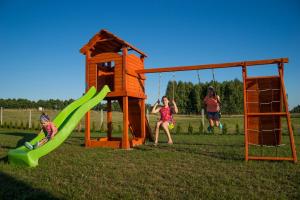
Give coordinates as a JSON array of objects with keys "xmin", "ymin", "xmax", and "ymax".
[
  {"xmin": 204, "ymin": 86, "xmax": 222, "ymax": 132},
  {"xmin": 151, "ymin": 96, "xmax": 178, "ymax": 146},
  {"xmin": 25, "ymin": 113, "xmax": 58, "ymax": 150}
]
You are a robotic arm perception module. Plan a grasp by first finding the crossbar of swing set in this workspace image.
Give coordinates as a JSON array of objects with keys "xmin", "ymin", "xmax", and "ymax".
[{"xmin": 136, "ymin": 58, "xmax": 288, "ymax": 74}]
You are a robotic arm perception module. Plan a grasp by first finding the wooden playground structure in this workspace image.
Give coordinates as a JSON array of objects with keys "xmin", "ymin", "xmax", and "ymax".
[{"xmin": 80, "ymin": 29, "xmax": 297, "ymax": 162}]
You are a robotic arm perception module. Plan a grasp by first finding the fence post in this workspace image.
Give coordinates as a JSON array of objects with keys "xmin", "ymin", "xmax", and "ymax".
[
  {"xmin": 29, "ymin": 109, "xmax": 32, "ymax": 129},
  {"xmin": 146, "ymin": 108, "xmax": 149, "ymax": 121},
  {"xmin": 100, "ymin": 109, "xmax": 103, "ymax": 131},
  {"xmin": 0, "ymin": 107, "xmax": 3, "ymax": 126},
  {"xmin": 201, "ymin": 108, "xmax": 205, "ymax": 132}
]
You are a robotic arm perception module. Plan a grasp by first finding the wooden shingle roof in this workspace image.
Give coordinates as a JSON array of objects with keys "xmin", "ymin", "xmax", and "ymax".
[{"xmin": 80, "ymin": 29, "xmax": 147, "ymax": 57}]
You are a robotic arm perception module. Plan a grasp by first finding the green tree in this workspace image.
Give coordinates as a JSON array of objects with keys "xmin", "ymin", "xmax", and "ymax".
[
  {"xmin": 222, "ymin": 123, "xmax": 228, "ymax": 135},
  {"xmin": 188, "ymin": 123, "xmax": 193, "ymax": 134},
  {"xmin": 235, "ymin": 124, "xmax": 240, "ymax": 135}
]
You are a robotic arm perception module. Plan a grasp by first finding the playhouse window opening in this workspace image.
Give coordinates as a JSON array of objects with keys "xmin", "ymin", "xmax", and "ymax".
[{"xmin": 97, "ymin": 61, "xmax": 115, "ymax": 69}]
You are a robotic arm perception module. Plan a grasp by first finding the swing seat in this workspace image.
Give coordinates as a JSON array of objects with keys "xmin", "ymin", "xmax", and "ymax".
[{"xmin": 168, "ymin": 123, "xmax": 175, "ymax": 130}]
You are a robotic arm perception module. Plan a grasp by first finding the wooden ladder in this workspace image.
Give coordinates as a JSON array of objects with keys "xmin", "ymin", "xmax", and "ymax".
[{"xmin": 242, "ymin": 62, "xmax": 297, "ymax": 163}]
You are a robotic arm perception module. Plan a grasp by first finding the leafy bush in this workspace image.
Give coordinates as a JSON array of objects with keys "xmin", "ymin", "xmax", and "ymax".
[
  {"xmin": 222, "ymin": 123, "xmax": 228, "ymax": 135},
  {"xmin": 235, "ymin": 124, "xmax": 240, "ymax": 135},
  {"xmin": 20, "ymin": 121, "xmax": 25, "ymax": 129},
  {"xmin": 9, "ymin": 121, "xmax": 13, "ymax": 129},
  {"xmin": 15, "ymin": 121, "xmax": 20, "ymax": 129},
  {"xmin": 188, "ymin": 123, "xmax": 193, "ymax": 135},
  {"xmin": 175, "ymin": 123, "xmax": 182, "ymax": 135},
  {"xmin": 118, "ymin": 124, "xmax": 122, "ymax": 133},
  {"xmin": 92, "ymin": 121, "xmax": 96, "ymax": 132},
  {"xmin": 35, "ymin": 122, "xmax": 40, "ymax": 131},
  {"xmin": 199, "ymin": 122, "xmax": 204, "ymax": 134},
  {"xmin": 3, "ymin": 121, "xmax": 7, "ymax": 129},
  {"xmin": 100, "ymin": 123, "xmax": 105, "ymax": 133}
]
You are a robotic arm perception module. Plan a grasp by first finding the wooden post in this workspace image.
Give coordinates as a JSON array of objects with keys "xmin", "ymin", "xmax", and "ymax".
[
  {"xmin": 85, "ymin": 50, "xmax": 91, "ymax": 147},
  {"xmin": 141, "ymin": 99, "xmax": 146, "ymax": 140},
  {"xmin": 201, "ymin": 108, "xmax": 205, "ymax": 133},
  {"xmin": 29, "ymin": 110, "xmax": 32, "ymax": 129},
  {"xmin": 242, "ymin": 65, "xmax": 249, "ymax": 161},
  {"xmin": 107, "ymin": 100, "xmax": 112, "ymax": 140},
  {"xmin": 146, "ymin": 108, "xmax": 149, "ymax": 122},
  {"xmin": 122, "ymin": 96, "xmax": 129, "ymax": 149},
  {"xmin": 278, "ymin": 63, "xmax": 297, "ymax": 163},
  {"xmin": 0, "ymin": 107, "xmax": 3, "ymax": 126},
  {"xmin": 100, "ymin": 109, "xmax": 103, "ymax": 131},
  {"xmin": 122, "ymin": 46, "xmax": 128, "ymax": 91},
  {"xmin": 121, "ymin": 46, "xmax": 129, "ymax": 148}
]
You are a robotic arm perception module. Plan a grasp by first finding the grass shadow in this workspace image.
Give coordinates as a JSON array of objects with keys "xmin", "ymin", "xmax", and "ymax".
[
  {"xmin": 0, "ymin": 131, "xmax": 36, "ymax": 149},
  {"xmin": 0, "ymin": 172, "xmax": 61, "ymax": 199},
  {"xmin": 137, "ymin": 141, "xmax": 244, "ymax": 161},
  {"xmin": 0, "ymin": 155, "xmax": 8, "ymax": 164}
]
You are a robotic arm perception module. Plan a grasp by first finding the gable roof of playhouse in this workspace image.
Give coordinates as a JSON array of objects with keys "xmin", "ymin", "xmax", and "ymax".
[{"xmin": 80, "ymin": 29, "xmax": 147, "ymax": 57}]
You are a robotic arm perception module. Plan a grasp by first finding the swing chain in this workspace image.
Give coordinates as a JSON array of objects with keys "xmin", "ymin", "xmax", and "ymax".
[{"xmin": 157, "ymin": 73, "xmax": 162, "ymax": 104}]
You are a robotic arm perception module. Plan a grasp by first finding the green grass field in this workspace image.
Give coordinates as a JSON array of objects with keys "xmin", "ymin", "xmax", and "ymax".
[{"xmin": 0, "ymin": 110, "xmax": 300, "ymax": 199}]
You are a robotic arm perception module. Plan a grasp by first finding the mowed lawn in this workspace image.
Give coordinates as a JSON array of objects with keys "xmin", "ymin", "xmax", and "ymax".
[{"xmin": 0, "ymin": 110, "xmax": 300, "ymax": 199}]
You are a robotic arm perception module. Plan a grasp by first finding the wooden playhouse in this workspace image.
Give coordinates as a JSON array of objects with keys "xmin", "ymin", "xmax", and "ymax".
[{"xmin": 80, "ymin": 29, "xmax": 151, "ymax": 149}]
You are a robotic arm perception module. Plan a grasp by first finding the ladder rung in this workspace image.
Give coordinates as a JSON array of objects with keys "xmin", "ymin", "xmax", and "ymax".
[
  {"xmin": 248, "ymin": 156, "xmax": 294, "ymax": 161},
  {"xmin": 246, "ymin": 75, "xmax": 280, "ymax": 80},
  {"xmin": 247, "ymin": 112, "xmax": 287, "ymax": 116}
]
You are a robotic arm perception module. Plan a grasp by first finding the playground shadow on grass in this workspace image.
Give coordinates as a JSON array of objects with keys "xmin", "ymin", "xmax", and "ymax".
[
  {"xmin": 138, "ymin": 142, "xmax": 244, "ymax": 161},
  {"xmin": 0, "ymin": 131, "xmax": 36, "ymax": 149},
  {"xmin": 0, "ymin": 172, "xmax": 61, "ymax": 200}
]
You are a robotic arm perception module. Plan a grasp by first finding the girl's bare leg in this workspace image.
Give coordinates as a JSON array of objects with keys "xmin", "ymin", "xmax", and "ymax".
[
  {"xmin": 162, "ymin": 122, "xmax": 173, "ymax": 144},
  {"xmin": 37, "ymin": 137, "xmax": 49, "ymax": 147},
  {"xmin": 155, "ymin": 121, "xmax": 163, "ymax": 144},
  {"xmin": 209, "ymin": 118, "xmax": 214, "ymax": 127},
  {"xmin": 215, "ymin": 120, "xmax": 220, "ymax": 127}
]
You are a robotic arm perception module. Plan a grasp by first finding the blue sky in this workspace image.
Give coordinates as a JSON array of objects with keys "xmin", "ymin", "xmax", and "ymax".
[{"xmin": 0, "ymin": 0, "xmax": 299, "ymax": 108}]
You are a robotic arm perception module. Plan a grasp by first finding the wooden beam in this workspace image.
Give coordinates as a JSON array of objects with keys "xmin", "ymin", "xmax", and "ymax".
[
  {"xmin": 248, "ymin": 156, "xmax": 294, "ymax": 161},
  {"xmin": 85, "ymin": 50, "xmax": 91, "ymax": 147},
  {"xmin": 107, "ymin": 100, "xmax": 112, "ymax": 140},
  {"xmin": 136, "ymin": 58, "xmax": 288, "ymax": 74},
  {"xmin": 122, "ymin": 96, "xmax": 130, "ymax": 149},
  {"xmin": 247, "ymin": 112, "xmax": 287, "ymax": 116},
  {"xmin": 242, "ymin": 65, "xmax": 248, "ymax": 161},
  {"xmin": 278, "ymin": 63, "xmax": 297, "ymax": 163}
]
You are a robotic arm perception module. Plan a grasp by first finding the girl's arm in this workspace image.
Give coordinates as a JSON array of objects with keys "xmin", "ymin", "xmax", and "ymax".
[
  {"xmin": 217, "ymin": 95, "xmax": 221, "ymax": 106},
  {"xmin": 50, "ymin": 123, "xmax": 58, "ymax": 139},
  {"xmin": 172, "ymin": 99, "xmax": 178, "ymax": 113},
  {"xmin": 203, "ymin": 96, "xmax": 208, "ymax": 105},
  {"xmin": 151, "ymin": 101, "xmax": 161, "ymax": 114}
]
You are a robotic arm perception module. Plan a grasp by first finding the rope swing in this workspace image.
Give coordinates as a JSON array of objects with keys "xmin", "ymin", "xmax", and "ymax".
[{"xmin": 172, "ymin": 72, "xmax": 175, "ymax": 100}]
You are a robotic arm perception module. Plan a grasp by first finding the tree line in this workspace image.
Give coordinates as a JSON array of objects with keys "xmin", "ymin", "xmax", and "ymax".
[
  {"xmin": 1, "ymin": 79, "xmax": 299, "ymax": 114},
  {"xmin": 0, "ymin": 98, "xmax": 75, "ymax": 110},
  {"xmin": 164, "ymin": 79, "xmax": 244, "ymax": 114}
]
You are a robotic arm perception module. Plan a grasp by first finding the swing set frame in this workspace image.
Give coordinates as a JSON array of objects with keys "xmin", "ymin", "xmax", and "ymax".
[
  {"xmin": 137, "ymin": 57, "xmax": 297, "ymax": 163},
  {"xmin": 81, "ymin": 30, "xmax": 296, "ymax": 162}
]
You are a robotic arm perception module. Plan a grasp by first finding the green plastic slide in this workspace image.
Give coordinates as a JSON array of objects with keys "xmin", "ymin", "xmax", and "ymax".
[{"xmin": 8, "ymin": 85, "xmax": 110, "ymax": 167}]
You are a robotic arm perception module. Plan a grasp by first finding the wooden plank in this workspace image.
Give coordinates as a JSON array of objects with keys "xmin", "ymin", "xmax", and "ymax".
[
  {"xmin": 141, "ymin": 99, "xmax": 146, "ymax": 139},
  {"xmin": 85, "ymin": 111, "xmax": 91, "ymax": 147},
  {"xmin": 126, "ymin": 68, "xmax": 146, "ymax": 80},
  {"xmin": 136, "ymin": 58, "xmax": 288, "ymax": 74},
  {"xmin": 122, "ymin": 96, "xmax": 130, "ymax": 149},
  {"xmin": 246, "ymin": 75, "xmax": 280, "ymax": 80},
  {"xmin": 248, "ymin": 156, "xmax": 294, "ymax": 161},
  {"xmin": 242, "ymin": 66, "xmax": 248, "ymax": 161},
  {"xmin": 278, "ymin": 63, "xmax": 297, "ymax": 163},
  {"xmin": 89, "ymin": 140, "xmax": 121, "ymax": 148},
  {"xmin": 247, "ymin": 112, "xmax": 287, "ymax": 116},
  {"xmin": 107, "ymin": 100, "xmax": 112, "ymax": 139}
]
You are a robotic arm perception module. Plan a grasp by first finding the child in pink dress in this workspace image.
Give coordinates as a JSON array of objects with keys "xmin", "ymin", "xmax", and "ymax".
[
  {"xmin": 204, "ymin": 86, "xmax": 222, "ymax": 132},
  {"xmin": 25, "ymin": 113, "xmax": 58, "ymax": 150},
  {"xmin": 151, "ymin": 96, "xmax": 178, "ymax": 145}
]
